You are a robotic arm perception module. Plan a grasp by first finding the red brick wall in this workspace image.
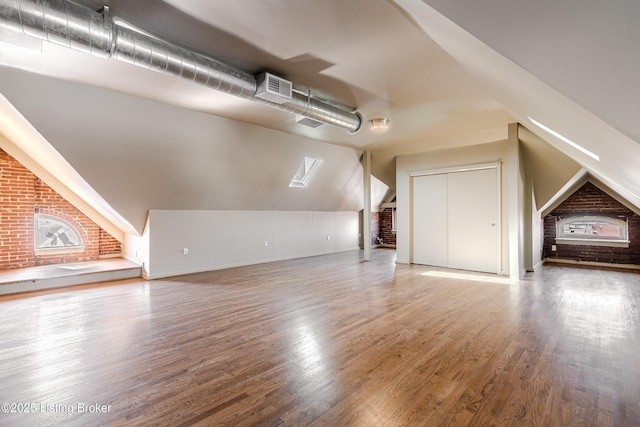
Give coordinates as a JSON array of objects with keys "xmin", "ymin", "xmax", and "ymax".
[
  {"xmin": 0, "ymin": 149, "xmax": 121, "ymax": 269},
  {"xmin": 0, "ymin": 151, "xmax": 35, "ymax": 268},
  {"xmin": 543, "ymin": 182, "xmax": 640, "ymax": 265},
  {"xmin": 99, "ymin": 228, "xmax": 122, "ymax": 257},
  {"xmin": 379, "ymin": 208, "xmax": 396, "ymax": 246}
]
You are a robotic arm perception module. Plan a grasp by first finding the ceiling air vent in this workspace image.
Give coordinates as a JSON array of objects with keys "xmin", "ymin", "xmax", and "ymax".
[
  {"xmin": 255, "ymin": 72, "xmax": 292, "ymax": 104},
  {"xmin": 295, "ymin": 114, "xmax": 323, "ymax": 128}
]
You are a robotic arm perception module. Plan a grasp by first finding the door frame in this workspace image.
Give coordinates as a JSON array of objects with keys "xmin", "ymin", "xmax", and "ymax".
[{"xmin": 410, "ymin": 162, "xmax": 502, "ymax": 273}]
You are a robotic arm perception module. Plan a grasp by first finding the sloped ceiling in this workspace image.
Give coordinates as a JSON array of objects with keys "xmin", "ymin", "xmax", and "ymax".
[
  {"xmin": 405, "ymin": 0, "xmax": 640, "ymax": 209},
  {"xmin": 518, "ymin": 125, "xmax": 581, "ymax": 210},
  {"xmin": 0, "ymin": 68, "xmax": 364, "ymax": 233},
  {"xmin": 1, "ymin": 0, "xmax": 640, "ymax": 236}
]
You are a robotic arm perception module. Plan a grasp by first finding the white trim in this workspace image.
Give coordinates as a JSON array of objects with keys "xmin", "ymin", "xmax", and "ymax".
[
  {"xmin": 526, "ymin": 259, "xmax": 544, "ymax": 272},
  {"xmin": 541, "ymin": 173, "xmax": 640, "ymax": 217},
  {"xmin": 544, "ymin": 258, "xmax": 640, "ymax": 271},
  {"xmin": 555, "ymin": 215, "xmax": 628, "ymax": 247},
  {"xmin": 528, "ymin": 117, "xmax": 600, "ymax": 161},
  {"xmin": 409, "ymin": 161, "xmax": 500, "ymax": 177},
  {"xmin": 34, "ymin": 247, "xmax": 86, "ymax": 256},
  {"xmin": 495, "ymin": 162, "xmax": 502, "ymax": 274},
  {"xmin": 556, "ymin": 238, "xmax": 630, "ymax": 248},
  {"xmin": 540, "ymin": 169, "xmax": 588, "ymax": 216}
]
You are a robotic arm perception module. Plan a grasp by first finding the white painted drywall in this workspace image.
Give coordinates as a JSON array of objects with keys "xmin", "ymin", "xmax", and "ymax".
[
  {"xmin": 124, "ymin": 216, "xmax": 151, "ymax": 278},
  {"xmin": 0, "ymin": 69, "xmax": 366, "ymax": 234},
  {"xmin": 143, "ymin": 210, "xmax": 359, "ymax": 279},
  {"xmin": 530, "ymin": 189, "xmax": 543, "ymax": 270},
  {"xmin": 507, "ymin": 124, "xmax": 525, "ymax": 279}
]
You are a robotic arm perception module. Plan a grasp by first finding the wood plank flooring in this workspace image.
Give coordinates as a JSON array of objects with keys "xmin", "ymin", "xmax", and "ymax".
[{"xmin": 0, "ymin": 249, "xmax": 638, "ymax": 426}]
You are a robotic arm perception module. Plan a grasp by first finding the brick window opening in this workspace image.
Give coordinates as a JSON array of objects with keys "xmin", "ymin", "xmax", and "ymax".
[
  {"xmin": 34, "ymin": 214, "xmax": 85, "ymax": 254},
  {"xmin": 556, "ymin": 216, "xmax": 629, "ymax": 248}
]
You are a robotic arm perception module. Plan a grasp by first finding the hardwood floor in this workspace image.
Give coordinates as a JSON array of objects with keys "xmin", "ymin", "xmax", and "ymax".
[{"xmin": 0, "ymin": 249, "xmax": 638, "ymax": 426}]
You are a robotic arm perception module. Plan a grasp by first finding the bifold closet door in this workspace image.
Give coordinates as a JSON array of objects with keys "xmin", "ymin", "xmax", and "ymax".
[
  {"xmin": 447, "ymin": 168, "xmax": 498, "ymax": 273},
  {"xmin": 412, "ymin": 173, "xmax": 448, "ymax": 267}
]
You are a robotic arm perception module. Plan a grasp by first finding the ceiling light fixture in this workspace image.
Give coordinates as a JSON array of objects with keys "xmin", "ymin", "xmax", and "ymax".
[
  {"xmin": 369, "ymin": 118, "xmax": 390, "ymax": 132},
  {"xmin": 528, "ymin": 117, "xmax": 600, "ymax": 161}
]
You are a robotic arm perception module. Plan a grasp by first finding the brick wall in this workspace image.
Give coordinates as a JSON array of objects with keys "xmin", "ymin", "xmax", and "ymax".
[
  {"xmin": 543, "ymin": 182, "xmax": 640, "ymax": 265},
  {"xmin": 371, "ymin": 211, "xmax": 380, "ymax": 245},
  {"xmin": 99, "ymin": 228, "xmax": 122, "ymax": 257},
  {"xmin": 379, "ymin": 208, "xmax": 396, "ymax": 246},
  {"xmin": 370, "ymin": 208, "xmax": 396, "ymax": 247},
  {"xmin": 0, "ymin": 149, "xmax": 121, "ymax": 269},
  {"xmin": 0, "ymin": 151, "xmax": 35, "ymax": 269}
]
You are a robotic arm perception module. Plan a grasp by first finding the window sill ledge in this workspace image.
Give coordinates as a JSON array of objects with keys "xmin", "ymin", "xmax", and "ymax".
[
  {"xmin": 35, "ymin": 247, "xmax": 86, "ymax": 256},
  {"xmin": 556, "ymin": 238, "xmax": 630, "ymax": 248}
]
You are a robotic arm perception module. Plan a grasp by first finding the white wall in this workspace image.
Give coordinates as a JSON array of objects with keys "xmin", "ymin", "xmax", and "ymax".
[
  {"xmin": 124, "ymin": 216, "xmax": 151, "ymax": 278},
  {"xmin": 531, "ymin": 190, "xmax": 543, "ymax": 270},
  {"xmin": 0, "ymin": 69, "xmax": 365, "ymax": 234},
  {"xmin": 395, "ymin": 140, "xmax": 511, "ymax": 274},
  {"xmin": 508, "ymin": 124, "xmax": 525, "ymax": 278},
  {"xmin": 136, "ymin": 210, "xmax": 359, "ymax": 279}
]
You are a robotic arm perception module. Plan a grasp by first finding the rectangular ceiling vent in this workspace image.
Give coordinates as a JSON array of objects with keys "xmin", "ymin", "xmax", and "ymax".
[
  {"xmin": 255, "ymin": 72, "xmax": 292, "ymax": 104},
  {"xmin": 295, "ymin": 114, "xmax": 323, "ymax": 128}
]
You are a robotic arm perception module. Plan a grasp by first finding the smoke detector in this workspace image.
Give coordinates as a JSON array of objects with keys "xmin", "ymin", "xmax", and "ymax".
[{"xmin": 255, "ymin": 72, "xmax": 292, "ymax": 104}]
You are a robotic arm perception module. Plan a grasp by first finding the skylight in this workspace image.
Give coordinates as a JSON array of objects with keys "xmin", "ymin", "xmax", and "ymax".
[
  {"xmin": 289, "ymin": 157, "xmax": 323, "ymax": 188},
  {"xmin": 528, "ymin": 117, "xmax": 600, "ymax": 161}
]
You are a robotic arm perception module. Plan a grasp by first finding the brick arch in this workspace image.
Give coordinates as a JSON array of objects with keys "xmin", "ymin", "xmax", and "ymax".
[
  {"xmin": 33, "ymin": 182, "xmax": 101, "ymax": 266},
  {"xmin": 35, "ymin": 209, "xmax": 91, "ymax": 246},
  {"xmin": 0, "ymin": 149, "xmax": 120, "ymax": 269}
]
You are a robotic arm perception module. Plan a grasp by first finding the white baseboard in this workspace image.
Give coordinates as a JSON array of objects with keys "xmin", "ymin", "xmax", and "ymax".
[
  {"xmin": 544, "ymin": 258, "xmax": 640, "ymax": 270},
  {"xmin": 147, "ymin": 247, "xmax": 360, "ymax": 280},
  {"xmin": 526, "ymin": 260, "xmax": 544, "ymax": 272}
]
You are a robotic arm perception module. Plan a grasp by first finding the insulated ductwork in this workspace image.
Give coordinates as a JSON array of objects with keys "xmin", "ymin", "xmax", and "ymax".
[{"xmin": 0, "ymin": 0, "xmax": 362, "ymax": 132}]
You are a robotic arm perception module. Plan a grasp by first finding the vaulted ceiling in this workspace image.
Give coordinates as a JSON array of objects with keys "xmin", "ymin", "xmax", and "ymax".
[{"xmin": 1, "ymin": 0, "xmax": 639, "ymax": 235}]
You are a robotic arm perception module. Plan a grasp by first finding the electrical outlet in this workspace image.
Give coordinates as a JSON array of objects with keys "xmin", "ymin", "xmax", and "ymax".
[
  {"xmin": 264, "ymin": 241, "xmax": 269, "ymax": 247},
  {"xmin": 327, "ymin": 235, "xmax": 331, "ymax": 241},
  {"xmin": 551, "ymin": 245, "xmax": 557, "ymax": 252},
  {"xmin": 183, "ymin": 248, "xmax": 189, "ymax": 255}
]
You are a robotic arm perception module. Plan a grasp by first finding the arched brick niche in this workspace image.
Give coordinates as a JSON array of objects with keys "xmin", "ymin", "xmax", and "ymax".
[{"xmin": 0, "ymin": 149, "xmax": 121, "ymax": 269}]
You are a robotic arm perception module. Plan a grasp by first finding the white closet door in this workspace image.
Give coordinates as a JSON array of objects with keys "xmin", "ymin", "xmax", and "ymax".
[
  {"xmin": 447, "ymin": 168, "xmax": 499, "ymax": 273},
  {"xmin": 412, "ymin": 174, "xmax": 448, "ymax": 267}
]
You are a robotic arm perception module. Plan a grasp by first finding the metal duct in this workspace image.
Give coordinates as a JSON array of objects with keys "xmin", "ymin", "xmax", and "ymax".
[{"xmin": 0, "ymin": 0, "xmax": 361, "ymax": 132}]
